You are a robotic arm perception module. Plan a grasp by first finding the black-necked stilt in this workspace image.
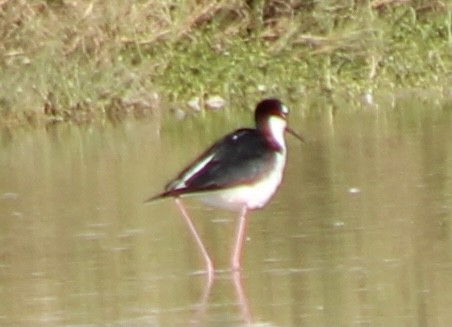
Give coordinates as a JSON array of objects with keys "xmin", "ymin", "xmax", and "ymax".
[{"xmin": 146, "ymin": 98, "xmax": 303, "ymax": 276}]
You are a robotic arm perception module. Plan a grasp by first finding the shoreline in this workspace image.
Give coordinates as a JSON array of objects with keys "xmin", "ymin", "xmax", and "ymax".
[{"xmin": 0, "ymin": 1, "xmax": 450, "ymax": 127}]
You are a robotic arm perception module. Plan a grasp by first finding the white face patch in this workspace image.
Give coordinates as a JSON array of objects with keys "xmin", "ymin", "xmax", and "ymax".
[
  {"xmin": 281, "ymin": 104, "xmax": 289, "ymax": 115},
  {"xmin": 267, "ymin": 116, "xmax": 287, "ymax": 151}
]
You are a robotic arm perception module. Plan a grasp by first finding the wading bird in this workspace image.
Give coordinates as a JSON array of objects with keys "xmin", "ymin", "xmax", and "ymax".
[{"xmin": 146, "ymin": 98, "xmax": 303, "ymax": 277}]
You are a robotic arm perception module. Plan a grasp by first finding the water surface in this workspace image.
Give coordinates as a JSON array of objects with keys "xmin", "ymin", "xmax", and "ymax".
[{"xmin": 1, "ymin": 97, "xmax": 451, "ymax": 326}]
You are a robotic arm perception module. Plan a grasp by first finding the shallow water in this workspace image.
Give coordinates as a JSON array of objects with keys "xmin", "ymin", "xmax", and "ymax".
[{"xmin": 1, "ymin": 98, "xmax": 452, "ymax": 326}]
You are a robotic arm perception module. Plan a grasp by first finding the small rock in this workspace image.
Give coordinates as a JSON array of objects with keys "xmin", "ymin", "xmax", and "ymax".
[
  {"xmin": 257, "ymin": 84, "xmax": 267, "ymax": 92},
  {"xmin": 173, "ymin": 108, "xmax": 186, "ymax": 120},
  {"xmin": 361, "ymin": 89, "xmax": 374, "ymax": 106},
  {"xmin": 205, "ymin": 96, "xmax": 226, "ymax": 110},
  {"xmin": 187, "ymin": 97, "xmax": 201, "ymax": 112}
]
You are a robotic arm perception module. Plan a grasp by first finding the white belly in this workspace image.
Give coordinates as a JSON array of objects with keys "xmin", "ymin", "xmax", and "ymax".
[{"xmin": 196, "ymin": 153, "xmax": 286, "ymax": 211}]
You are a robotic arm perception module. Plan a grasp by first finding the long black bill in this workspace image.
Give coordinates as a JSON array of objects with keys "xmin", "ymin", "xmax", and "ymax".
[{"xmin": 286, "ymin": 127, "xmax": 305, "ymax": 142}]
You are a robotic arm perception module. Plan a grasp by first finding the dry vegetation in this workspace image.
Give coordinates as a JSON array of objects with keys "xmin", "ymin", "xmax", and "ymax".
[{"xmin": 0, "ymin": 0, "xmax": 450, "ymax": 126}]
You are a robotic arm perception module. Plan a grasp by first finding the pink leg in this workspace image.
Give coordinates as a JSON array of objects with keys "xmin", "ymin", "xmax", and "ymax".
[
  {"xmin": 175, "ymin": 198, "xmax": 214, "ymax": 279},
  {"xmin": 231, "ymin": 206, "xmax": 249, "ymax": 271}
]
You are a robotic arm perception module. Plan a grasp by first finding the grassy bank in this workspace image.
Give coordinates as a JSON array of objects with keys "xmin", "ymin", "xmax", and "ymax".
[{"xmin": 0, "ymin": 0, "xmax": 451, "ymax": 126}]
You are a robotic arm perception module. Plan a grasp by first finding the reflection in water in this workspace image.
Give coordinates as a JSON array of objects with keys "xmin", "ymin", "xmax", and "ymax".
[
  {"xmin": 0, "ymin": 98, "xmax": 451, "ymax": 325},
  {"xmin": 232, "ymin": 270, "xmax": 252, "ymax": 324},
  {"xmin": 188, "ymin": 270, "xmax": 213, "ymax": 325},
  {"xmin": 189, "ymin": 270, "xmax": 252, "ymax": 326}
]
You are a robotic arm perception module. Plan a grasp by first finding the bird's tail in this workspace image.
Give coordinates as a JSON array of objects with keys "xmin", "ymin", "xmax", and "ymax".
[{"xmin": 143, "ymin": 192, "xmax": 167, "ymax": 204}]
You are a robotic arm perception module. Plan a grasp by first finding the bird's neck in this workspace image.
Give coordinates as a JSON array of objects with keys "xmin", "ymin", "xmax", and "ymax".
[{"xmin": 258, "ymin": 116, "xmax": 287, "ymax": 153}]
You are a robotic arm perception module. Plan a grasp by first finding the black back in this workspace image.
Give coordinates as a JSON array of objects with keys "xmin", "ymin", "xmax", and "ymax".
[{"xmin": 163, "ymin": 128, "xmax": 278, "ymax": 196}]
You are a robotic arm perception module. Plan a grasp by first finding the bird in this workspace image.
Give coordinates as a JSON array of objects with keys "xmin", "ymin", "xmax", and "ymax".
[{"xmin": 146, "ymin": 98, "xmax": 303, "ymax": 277}]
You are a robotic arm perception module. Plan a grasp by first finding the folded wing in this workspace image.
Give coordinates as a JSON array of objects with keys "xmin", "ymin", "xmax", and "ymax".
[{"xmin": 148, "ymin": 128, "xmax": 277, "ymax": 201}]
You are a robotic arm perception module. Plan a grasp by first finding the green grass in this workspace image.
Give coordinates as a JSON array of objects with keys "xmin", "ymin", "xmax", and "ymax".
[{"xmin": 0, "ymin": 0, "xmax": 451, "ymax": 126}]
